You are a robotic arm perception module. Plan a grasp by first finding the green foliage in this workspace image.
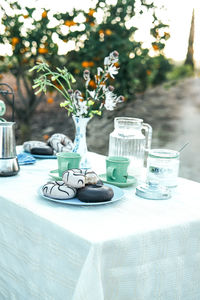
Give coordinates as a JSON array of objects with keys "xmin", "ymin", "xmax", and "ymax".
[
  {"xmin": 63, "ymin": 0, "xmax": 171, "ymax": 100},
  {"xmin": 166, "ymin": 64, "xmax": 194, "ymax": 81},
  {"xmin": 0, "ymin": 0, "xmax": 171, "ymax": 140},
  {"xmin": 163, "ymin": 64, "xmax": 194, "ymax": 89},
  {"xmin": 0, "ymin": 0, "xmax": 65, "ymax": 129},
  {"xmin": 146, "ymin": 55, "xmax": 173, "ymax": 86}
]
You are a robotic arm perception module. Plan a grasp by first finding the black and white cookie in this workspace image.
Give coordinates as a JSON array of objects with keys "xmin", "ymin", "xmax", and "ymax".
[
  {"xmin": 42, "ymin": 181, "xmax": 77, "ymax": 200},
  {"xmin": 47, "ymin": 133, "xmax": 73, "ymax": 153},
  {"xmin": 62, "ymin": 169, "xmax": 85, "ymax": 188}
]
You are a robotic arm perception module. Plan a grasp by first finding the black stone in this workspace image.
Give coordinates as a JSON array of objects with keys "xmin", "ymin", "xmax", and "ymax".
[
  {"xmin": 30, "ymin": 146, "xmax": 54, "ymax": 155},
  {"xmin": 77, "ymin": 184, "xmax": 114, "ymax": 203}
]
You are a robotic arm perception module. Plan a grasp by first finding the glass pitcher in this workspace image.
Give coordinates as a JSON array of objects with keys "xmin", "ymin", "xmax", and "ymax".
[{"xmin": 108, "ymin": 117, "xmax": 152, "ymax": 178}]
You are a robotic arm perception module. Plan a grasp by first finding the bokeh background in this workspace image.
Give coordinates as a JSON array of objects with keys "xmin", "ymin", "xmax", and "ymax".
[{"xmin": 0, "ymin": 0, "xmax": 200, "ymax": 182}]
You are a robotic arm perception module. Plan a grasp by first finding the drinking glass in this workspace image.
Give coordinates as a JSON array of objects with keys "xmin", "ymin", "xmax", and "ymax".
[{"xmin": 146, "ymin": 149, "xmax": 180, "ymax": 188}]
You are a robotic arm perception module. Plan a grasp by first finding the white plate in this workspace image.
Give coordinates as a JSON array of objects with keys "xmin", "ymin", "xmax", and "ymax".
[{"xmin": 38, "ymin": 184, "xmax": 124, "ymax": 206}]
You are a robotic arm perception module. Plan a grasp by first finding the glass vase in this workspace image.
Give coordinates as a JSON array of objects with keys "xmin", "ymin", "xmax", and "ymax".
[{"xmin": 72, "ymin": 115, "xmax": 91, "ymax": 169}]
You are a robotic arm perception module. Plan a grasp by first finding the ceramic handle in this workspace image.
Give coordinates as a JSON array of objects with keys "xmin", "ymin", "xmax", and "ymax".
[
  {"xmin": 59, "ymin": 161, "xmax": 69, "ymax": 177},
  {"xmin": 107, "ymin": 166, "xmax": 116, "ymax": 180}
]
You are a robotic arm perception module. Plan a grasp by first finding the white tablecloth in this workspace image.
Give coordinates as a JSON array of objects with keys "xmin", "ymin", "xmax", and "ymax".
[{"xmin": 0, "ymin": 151, "xmax": 200, "ymax": 300}]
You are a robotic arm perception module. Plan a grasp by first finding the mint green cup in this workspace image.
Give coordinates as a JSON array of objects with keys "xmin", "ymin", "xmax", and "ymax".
[
  {"xmin": 56, "ymin": 152, "xmax": 81, "ymax": 177},
  {"xmin": 106, "ymin": 156, "xmax": 130, "ymax": 183}
]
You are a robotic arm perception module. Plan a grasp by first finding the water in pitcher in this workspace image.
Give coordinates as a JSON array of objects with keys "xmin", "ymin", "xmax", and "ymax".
[{"xmin": 108, "ymin": 117, "xmax": 152, "ymax": 179}]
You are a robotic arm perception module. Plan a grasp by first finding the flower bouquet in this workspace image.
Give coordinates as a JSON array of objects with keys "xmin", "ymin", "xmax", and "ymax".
[{"xmin": 30, "ymin": 50, "xmax": 124, "ymax": 167}]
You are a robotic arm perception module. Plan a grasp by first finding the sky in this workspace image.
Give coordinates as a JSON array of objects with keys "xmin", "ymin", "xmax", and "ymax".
[
  {"xmin": 157, "ymin": 0, "xmax": 200, "ymax": 63},
  {"xmin": 1, "ymin": 0, "xmax": 199, "ymax": 65}
]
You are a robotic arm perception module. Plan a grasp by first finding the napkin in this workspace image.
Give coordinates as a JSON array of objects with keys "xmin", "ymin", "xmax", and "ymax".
[{"xmin": 17, "ymin": 152, "xmax": 36, "ymax": 165}]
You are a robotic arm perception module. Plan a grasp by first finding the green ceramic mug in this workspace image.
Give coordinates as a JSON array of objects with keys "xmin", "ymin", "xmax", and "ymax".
[
  {"xmin": 106, "ymin": 156, "xmax": 130, "ymax": 183},
  {"xmin": 56, "ymin": 152, "xmax": 81, "ymax": 177}
]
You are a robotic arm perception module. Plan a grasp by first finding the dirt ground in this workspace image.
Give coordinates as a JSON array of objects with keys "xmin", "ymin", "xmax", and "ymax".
[{"xmin": 3, "ymin": 76, "xmax": 200, "ymax": 183}]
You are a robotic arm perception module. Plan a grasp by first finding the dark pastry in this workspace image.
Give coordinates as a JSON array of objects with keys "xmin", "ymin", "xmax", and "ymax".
[
  {"xmin": 77, "ymin": 183, "xmax": 114, "ymax": 203},
  {"xmin": 31, "ymin": 145, "xmax": 54, "ymax": 155},
  {"xmin": 23, "ymin": 141, "xmax": 47, "ymax": 153}
]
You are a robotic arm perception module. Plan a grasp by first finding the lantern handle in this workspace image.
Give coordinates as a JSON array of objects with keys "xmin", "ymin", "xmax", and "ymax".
[{"xmin": 0, "ymin": 83, "xmax": 15, "ymax": 122}]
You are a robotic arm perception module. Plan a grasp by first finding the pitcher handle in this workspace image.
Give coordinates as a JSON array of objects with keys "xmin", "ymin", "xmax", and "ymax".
[{"xmin": 142, "ymin": 123, "xmax": 152, "ymax": 166}]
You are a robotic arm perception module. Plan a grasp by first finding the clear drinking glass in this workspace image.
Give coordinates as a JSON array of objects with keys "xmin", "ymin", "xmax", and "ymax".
[
  {"xmin": 146, "ymin": 149, "xmax": 180, "ymax": 188},
  {"xmin": 108, "ymin": 117, "xmax": 152, "ymax": 178}
]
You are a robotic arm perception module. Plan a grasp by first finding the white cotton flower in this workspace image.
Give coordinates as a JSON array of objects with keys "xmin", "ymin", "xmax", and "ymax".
[
  {"xmin": 104, "ymin": 56, "xmax": 111, "ymax": 66},
  {"xmin": 74, "ymin": 101, "xmax": 80, "ymax": 111},
  {"xmin": 83, "ymin": 69, "xmax": 90, "ymax": 81},
  {"xmin": 109, "ymin": 51, "xmax": 119, "ymax": 64},
  {"xmin": 107, "ymin": 65, "xmax": 119, "ymax": 79},
  {"xmin": 83, "ymin": 70, "xmax": 90, "ymax": 87},
  {"xmin": 88, "ymin": 90, "xmax": 96, "ymax": 99},
  {"xmin": 78, "ymin": 101, "xmax": 88, "ymax": 116},
  {"xmin": 104, "ymin": 90, "xmax": 117, "ymax": 111},
  {"xmin": 104, "ymin": 101, "xmax": 116, "ymax": 111},
  {"xmin": 97, "ymin": 67, "xmax": 104, "ymax": 76},
  {"xmin": 101, "ymin": 84, "xmax": 106, "ymax": 93},
  {"xmin": 74, "ymin": 90, "xmax": 82, "ymax": 101},
  {"xmin": 116, "ymin": 95, "xmax": 125, "ymax": 103}
]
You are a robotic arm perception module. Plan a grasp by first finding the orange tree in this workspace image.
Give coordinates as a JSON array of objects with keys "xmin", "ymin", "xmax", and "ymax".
[
  {"xmin": 0, "ymin": 1, "xmax": 64, "ymax": 139},
  {"xmin": 57, "ymin": 0, "xmax": 172, "ymax": 100},
  {"xmin": 0, "ymin": 0, "xmax": 171, "ymax": 139}
]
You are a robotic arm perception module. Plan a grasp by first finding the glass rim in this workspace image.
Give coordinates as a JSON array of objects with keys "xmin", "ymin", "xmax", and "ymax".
[
  {"xmin": 148, "ymin": 149, "xmax": 179, "ymax": 159},
  {"xmin": 0, "ymin": 122, "xmax": 15, "ymax": 126},
  {"xmin": 107, "ymin": 156, "xmax": 130, "ymax": 163},
  {"xmin": 115, "ymin": 117, "xmax": 143, "ymax": 123},
  {"xmin": 56, "ymin": 152, "xmax": 81, "ymax": 158}
]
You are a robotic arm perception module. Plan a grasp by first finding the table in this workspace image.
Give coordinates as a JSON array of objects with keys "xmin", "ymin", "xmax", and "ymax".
[{"xmin": 0, "ymin": 151, "xmax": 200, "ymax": 300}]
